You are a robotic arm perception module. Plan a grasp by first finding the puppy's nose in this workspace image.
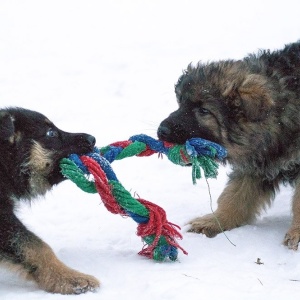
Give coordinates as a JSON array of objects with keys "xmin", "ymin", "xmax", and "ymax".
[
  {"xmin": 157, "ymin": 124, "xmax": 171, "ymax": 140},
  {"xmin": 86, "ymin": 135, "xmax": 96, "ymax": 147}
]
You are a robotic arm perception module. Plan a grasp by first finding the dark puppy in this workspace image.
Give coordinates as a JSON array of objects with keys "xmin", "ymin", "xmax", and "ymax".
[
  {"xmin": 0, "ymin": 107, "xmax": 99, "ymax": 294},
  {"xmin": 158, "ymin": 41, "xmax": 300, "ymax": 249}
]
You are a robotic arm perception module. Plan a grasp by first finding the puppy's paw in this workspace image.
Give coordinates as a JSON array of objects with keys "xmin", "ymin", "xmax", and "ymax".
[
  {"xmin": 283, "ymin": 226, "xmax": 300, "ymax": 250},
  {"xmin": 64, "ymin": 273, "xmax": 100, "ymax": 295},
  {"xmin": 187, "ymin": 214, "xmax": 224, "ymax": 237},
  {"xmin": 34, "ymin": 267, "xmax": 100, "ymax": 294}
]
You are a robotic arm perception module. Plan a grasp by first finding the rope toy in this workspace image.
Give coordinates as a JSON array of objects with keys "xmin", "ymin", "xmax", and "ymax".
[{"xmin": 59, "ymin": 134, "xmax": 227, "ymax": 261}]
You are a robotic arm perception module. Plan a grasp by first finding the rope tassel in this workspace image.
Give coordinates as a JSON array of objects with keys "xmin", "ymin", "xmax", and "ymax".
[{"xmin": 60, "ymin": 134, "xmax": 227, "ymax": 261}]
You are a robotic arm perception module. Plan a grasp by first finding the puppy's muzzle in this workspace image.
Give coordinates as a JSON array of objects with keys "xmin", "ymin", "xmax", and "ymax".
[
  {"xmin": 86, "ymin": 134, "xmax": 96, "ymax": 148},
  {"xmin": 157, "ymin": 124, "xmax": 172, "ymax": 141}
]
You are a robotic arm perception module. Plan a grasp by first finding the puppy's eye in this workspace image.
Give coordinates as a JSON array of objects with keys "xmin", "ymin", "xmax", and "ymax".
[
  {"xmin": 46, "ymin": 128, "xmax": 58, "ymax": 138},
  {"xmin": 198, "ymin": 107, "xmax": 210, "ymax": 115}
]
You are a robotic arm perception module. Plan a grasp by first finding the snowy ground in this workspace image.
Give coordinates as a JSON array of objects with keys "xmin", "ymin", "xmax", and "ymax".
[{"xmin": 1, "ymin": 0, "xmax": 300, "ymax": 299}]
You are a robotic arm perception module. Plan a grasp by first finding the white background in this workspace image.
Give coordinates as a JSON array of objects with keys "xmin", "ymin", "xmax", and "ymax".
[{"xmin": 0, "ymin": 0, "xmax": 300, "ymax": 299}]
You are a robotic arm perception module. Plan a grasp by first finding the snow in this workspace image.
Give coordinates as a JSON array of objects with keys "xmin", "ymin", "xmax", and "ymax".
[{"xmin": 1, "ymin": 0, "xmax": 300, "ymax": 299}]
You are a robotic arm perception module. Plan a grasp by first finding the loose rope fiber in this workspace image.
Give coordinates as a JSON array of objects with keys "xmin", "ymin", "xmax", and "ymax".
[{"xmin": 60, "ymin": 134, "xmax": 227, "ymax": 261}]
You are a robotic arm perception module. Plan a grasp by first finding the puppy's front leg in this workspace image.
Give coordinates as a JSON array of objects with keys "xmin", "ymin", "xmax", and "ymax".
[
  {"xmin": 189, "ymin": 171, "xmax": 275, "ymax": 236},
  {"xmin": 284, "ymin": 178, "xmax": 300, "ymax": 250},
  {"xmin": 0, "ymin": 211, "xmax": 100, "ymax": 294}
]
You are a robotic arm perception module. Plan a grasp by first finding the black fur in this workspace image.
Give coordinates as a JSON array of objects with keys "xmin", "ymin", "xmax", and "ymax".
[
  {"xmin": 158, "ymin": 41, "xmax": 300, "ymax": 179},
  {"xmin": 157, "ymin": 41, "xmax": 300, "ymax": 249},
  {"xmin": 0, "ymin": 107, "xmax": 99, "ymax": 293}
]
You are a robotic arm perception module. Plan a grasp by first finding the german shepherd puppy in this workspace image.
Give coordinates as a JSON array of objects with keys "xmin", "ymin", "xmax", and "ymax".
[
  {"xmin": 0, "ymin": 107, "xmax": 99, "ymax": 294},
  {"xmin": 158, "ymin": 41, "xmax": 300, "ymax": 250}
]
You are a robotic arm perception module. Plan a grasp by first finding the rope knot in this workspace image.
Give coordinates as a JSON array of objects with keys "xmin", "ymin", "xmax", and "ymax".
[{"xmin": 60, "ymin": 134, "xmax": 227, "ymax": 261}]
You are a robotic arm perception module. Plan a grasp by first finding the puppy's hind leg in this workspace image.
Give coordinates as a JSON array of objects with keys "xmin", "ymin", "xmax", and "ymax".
[
  {"xmin": 188, "ymin": 171, "xmax": 275, "ymax": 237},
  {"xmin": 284, "ymin": 178, "xmax": 300, "ymax": 250}
]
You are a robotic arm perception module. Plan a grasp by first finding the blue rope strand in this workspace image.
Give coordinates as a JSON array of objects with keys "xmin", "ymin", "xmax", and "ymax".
[
  {"xmin": 130, "ymin": 134, "xmax": 170, "ymax": 154},
  {"xmin": 63, "ymin": 135, "xmax": 227, "ymax": 261}
]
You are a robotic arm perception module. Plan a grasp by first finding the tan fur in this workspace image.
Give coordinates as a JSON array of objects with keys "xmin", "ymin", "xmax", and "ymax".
[
  {"xmin": 238, "ymin": 74, "xmax": 274, "ymax": 120},
  {"xmin": 189, "ymin": 174, "xmax": 275, "ymax": 236},
  {"xmin": 21, "ymin": 240, "xmax": 100, "ymax": 294},
  {"xmin": 284, "ymin": 178, "xmax": 300, "ymax": 250},
  {"xmin": 159, "ymin": 42, "xmax": 300, "ymax": 248},
  {"xmin": 0, "ymin": 261, "xmax": 33, "ymax": 280},
  {"xmin": 22, "ymin": 142, "xmax": 100, "ymax": 293},
  {"xmin": 30, "ymin": 141, "xmax": 54, "ymax": 174},
  {"xmin": 0, "ymin": 107, "xmax": 97, "ymax": 294},
  {"xmin": 14, "ymin": 131, "xmax": 22, "ymax": 143},
  {"xmin": 8, "ymin": 131, "xmax": 22, "ymax": 144},
  {"xmin": 21, "ymin": 142, "xmax": 54, "ymax": 197}
]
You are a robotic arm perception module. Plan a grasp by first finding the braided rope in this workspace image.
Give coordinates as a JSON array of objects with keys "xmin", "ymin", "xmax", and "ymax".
[{"xmin": 60, "ymin": 134, "xmax": 227, "ymax": 261}]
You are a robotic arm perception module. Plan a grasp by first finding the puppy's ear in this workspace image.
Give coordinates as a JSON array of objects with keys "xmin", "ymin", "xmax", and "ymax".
[
  {"xmin": 238, "ymin": 74, "xmax": 274, "ymax": 121},
  {"xmin": 0, "ymin": 111, "xmax": 15, "ymax": 141}
]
